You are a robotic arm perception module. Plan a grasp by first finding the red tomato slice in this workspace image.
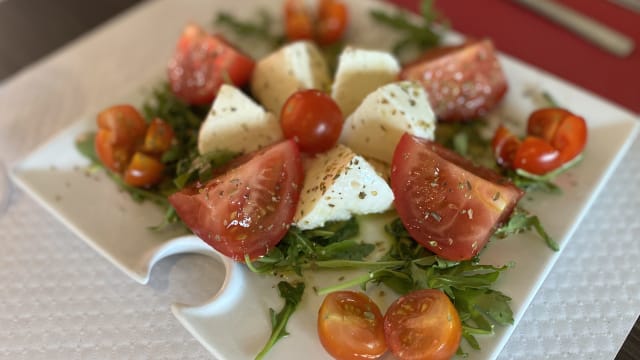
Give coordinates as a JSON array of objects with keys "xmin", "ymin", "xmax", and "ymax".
[
  {"xmin": 391, "ymin": 134, "xmax": 524, "ymax": 261},
  {"xmin": 168, "ymin": 140, "xmax": 304, "ymax": 261},
  {"xmin": 168, "ymin": 24, "xmax": 255, "ymax": 105},
  {"xmin": 399, "ymin": 39, "xmax": 507, "ymax": 122},
  {"xmin": 317, "ymin": 291, "xmax": 387, "ymax": 360},
  {"xmin": 512, "ymin": 136, "xmax": 562, "ymax": 175},
  {"xmin": 280, "ymin": 89, "xmax": 344, "ymax": 154},
  {"xmin": 491, "ymin": 125, "xmax": 521, "ymax": 168},
  {"xmin": 384, "ymin": 289, "xmax": 461, "ymax": 360},
  {"xmin": 316, "ymin": 0, "xmax": 349, "ymax": 45}
]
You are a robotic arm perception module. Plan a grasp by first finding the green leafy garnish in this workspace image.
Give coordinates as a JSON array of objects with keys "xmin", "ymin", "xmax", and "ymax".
[
  {"xmin": 494, "ymin": 207, "xmax": 559, "ymax": 251},
  {"xmin": 214, "ymin": 10, "xmax": 285, "ymax": 51},
  {"xmin": 255, "ymin": 281, "xmax": 305, "ymax": 360},
  {"xmin": 370, "ymin": 0, "xmax": 445, "ymax": 58}
]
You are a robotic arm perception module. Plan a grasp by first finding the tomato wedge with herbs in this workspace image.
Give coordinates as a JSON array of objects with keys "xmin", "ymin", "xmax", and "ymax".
[
  {"xmin": 399, "ymin": 39, "xmax": 507, "ymax": 122},
  {"xmin": 492, "ymin": 108, "xmax": 587, "ymax": 175},
  {"xmin": 317, "ymin": 291, "xmax": 386, "ymax": 360},
  {"xmin": 384, "ymin": 289, "xmax": 461, "ymax": 360},
  {"xmin": 168, "ymin": 140, "xmax": 304, "ymax": 261},
  {"xmin": 280, "ymin": 89, "xmax": 344, "ymax": 154},
  {"xmin": 168, "ymin": 24, "xmax": 255, "ymax": 105},
  {"xmin": 391, "ymin": 134, "xmax": 524, "ymax": 261}
]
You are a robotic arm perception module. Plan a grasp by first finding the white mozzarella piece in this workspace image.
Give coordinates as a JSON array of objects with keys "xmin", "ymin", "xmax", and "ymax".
[
  {"xmin": 250, "ymin": 41, "xmax": 331, "ymax": 116},
  {"xmin": 294, "ymin": 144, "xmax": 394, "ymax": 230},
  {"xmin": 340, "ymin": 81, "xmax": 436, "ymax": 164},
  {"xmin": 198, "ymin": 84, "xmax": 282, "ymax": 155},
  {"xmin": 331, "ymin": 46, "xmax": 400, "ymax": 117}
]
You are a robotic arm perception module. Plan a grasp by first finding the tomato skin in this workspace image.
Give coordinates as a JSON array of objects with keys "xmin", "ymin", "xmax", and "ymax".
[
  {"xmin": 95, "ymin": 130, "xmax": 132, "ymax": 173},
  {"xmin": 317, "ymin": 291, "xmax": 387, "ymax": 360},
  {"xmin": 399, "ymin": 39, "xmax": 507, "ymax": 122},
  {"xmin": 512, "ymin": 136, "xmax": 562, "ymax": 175},
  {"xmin": 168, "ymin": 24, "xmax": 255, "ymax": 105},
  {"xmin": 168, "ymin": 140, "xmax": 304, "ymax": 261},
  {"xmin": 280, "ymin": 89, "xmax": 344, "ymax": 154},
  {"xmin": 491, "ymin": 125, "xmax": 521, "ymax": 168},
  {"xmin": 549, "ymin": 114, "xmax": 587, "ymax": 163},
  {"xmin": 123, "ymin": 152, "xmax": 165, "ymax": 187},
  {"xmin": 391, "ymin": 134, "xmax": 524, "ymax": 261},
  {"xmin": 142, "ymin": 118, "xmax": 175, "ymax": 155},
  {"xmin": 316, "ymin": 0, "xmax": 349, "ymax": 45},
  {"xmin": 384, "ymin": 289, "xmax": 461, "ymax": 360}
]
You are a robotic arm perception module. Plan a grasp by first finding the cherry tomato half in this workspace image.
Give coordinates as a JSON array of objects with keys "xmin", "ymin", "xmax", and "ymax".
[
  {"xmin": 280, "ymin": 89, "xmax": 344, "ymax": 154},
  {"xmin": 527, "ymin": 108, "xmax": 587, "ymax": 163},
  {"xmin": 168, "ymin": 140, "xmax": 304, "ymax": 261},
  {"xmin": 491, "ymin": 125, "xmax": 521, "ymax": 168},
  {"xmin": 95, "ymin": 105, "xmax": 147, "ymax": 172},
  {"xmin": 142, "ymin": 118, "xmax": 175, "ymax": 155},
  {"xmin": 512, "ymin": 136, "xmax": 562, "ymax": 175},
  {"xmin": 384, "ymin": 289, "xmax": 462, "ymax": 360},
  {"xmin": 316, "ymin": 0, "xmax": 349, "ymax": 45},
  {"xmin": 317, "ymin": 291, "xmax": 387, "ymax": 360},
  {"xmin": 391, "ymin": 134, "xmax": 524, "ymax": 261},
  {"xmin": 284, "ymin": 0, "xmax": 314, "ymax": 41},
  {"xmin": 123, "ymin": 152, "xmax": 165, "ymax": 188}
]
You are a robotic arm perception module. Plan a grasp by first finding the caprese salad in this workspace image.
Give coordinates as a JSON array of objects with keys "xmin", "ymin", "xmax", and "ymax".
[{"xmin": 76, "ymin": 1, "xmax": 588, "ymax": 359}]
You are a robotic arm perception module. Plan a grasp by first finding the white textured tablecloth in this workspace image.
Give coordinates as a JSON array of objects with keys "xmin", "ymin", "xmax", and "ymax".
[{"xmin": 0, "ymin": 1, "xmax": 638, "ymax": 359}]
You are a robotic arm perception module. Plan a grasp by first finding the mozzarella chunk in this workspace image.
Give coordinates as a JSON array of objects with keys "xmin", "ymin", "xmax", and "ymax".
[
  {"xmin": 331, "ymin": 47, "xmax": 400, "ymax": 117},
  {"xmin": 198, "ymin": 84, "xmax": 282, "ymax": 155},
  {"xmin": 294, "ymin": 144, "xmax": 394, "ymax": 230},
  {"xmin": 250, "ymin": 41, "xmax": 331, "ymax": 116},
  {"xmin": 340, "ymin": 81, "xmax": 436, "ymax": 164}
]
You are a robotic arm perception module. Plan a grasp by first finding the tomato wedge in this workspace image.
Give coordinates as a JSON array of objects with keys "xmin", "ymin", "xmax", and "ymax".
[
  {"xmin": 399, "ymin": 39, "xmax": 507, "ymax": 122},
  {"xmin": 384, "ymin": 289, "xmax": 461, "ymax": 360},
  {"xmin": 168, "ymin": 24, "xmax": 255, "ymax": 105},
  {"xmin": 168, "ymin": 140, "xmax": 304, "ymax": 261},
  {"xmin": 391, "ymin": 134, "xmax": 524, "ymax": 261},
  {"xmin": 317, "ymin": 291, "xmax": 386, "ymax": 360}
]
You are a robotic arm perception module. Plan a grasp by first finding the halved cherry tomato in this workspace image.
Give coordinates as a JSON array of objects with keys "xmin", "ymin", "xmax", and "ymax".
[
  {"xmin": 168, "ymin": 140, "xmax": 304, "ymax": 261},
  {"xmin": 492, "ymin": 108, "xmax": 587, "ymax": 175},
  {"xmin": 142, "ymin": 118, "xmax": 175, "ymax": 155},
  {"xmin": 284, "ymin": 0, "xmax": 314, "ymax": 41},
  {"xmin": 280, "ymin": 89, "xmax": 344, "ymax": 154},
  {"xmin": 168, "ymin": 24, "xmax": 255, "ymax": 105},
  {"xmin": 317, "ymin": 291, "xmax": 386, "ymax": 360},
  {"xmin": 384, "ymin": 289, "xmax": 461, "ymax": 360},
  {"xmin": 124, "ymin": 152, "xmax": 165, "ymax": 188},
  {"xmin": 399, "ymin": 39, "xmax": 508, "ymax": 122},
  {"xmin": 491, "ymin": 125, "xmax": 521, "ymax": 168},
  {"xmin": 391, "ymin": 134, "xmax": 524, "ymax": 261},
  {"xmin": 95, "ymin": 105, "xmax": 147, "ymax": 172},
  {"xmin": 512, "ymin": 136, "xmax": 562, "ymax": 175},
  {"xmin": 283, "ymin": 0, "xmax": 348, "ymax": 45},
  {"xmin": 316, "ymin": 0, "xmax": 349, "ymax": 45}
]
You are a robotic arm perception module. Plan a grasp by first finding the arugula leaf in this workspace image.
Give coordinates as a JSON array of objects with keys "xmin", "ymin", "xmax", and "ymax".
[
  {"xmin": 494, "ymin": 207, "xmax": 559, "ymax": 251},
  {"xmin": 370, "ymin": 0, "xmax": 445, "ymax": 59},
  {"xmin": 214, "ymin": 10, "xmax": 285, "ymax": 50},
  {"xmin": 255, "ymin": 281, "xmax": 305, "ymax": 360}
]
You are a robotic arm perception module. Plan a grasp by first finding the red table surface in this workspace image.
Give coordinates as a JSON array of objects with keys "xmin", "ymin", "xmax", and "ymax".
[{"xmin": 388, "ymin": 0, "xmax": 640, "ymax": 114}]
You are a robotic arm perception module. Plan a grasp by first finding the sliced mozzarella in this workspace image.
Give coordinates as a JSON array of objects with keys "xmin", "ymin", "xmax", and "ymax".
[
  {"xmin": 198, "ymin": 84, "xmax": 282, "ymax": 155},
  {"xmin": 294, "ymin": 144, "xmax": 394, "ymax": 230},
  {"xmin": 331, "ymin": 46, "xmax": 400, "ymax": 117},
  {"xmin": 250, "ymin": 41, "xmax": 331, "ymax": 116},
  {"xmin": 340, "ymin": 81, "xmax": 436, "ymax": 164}
]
